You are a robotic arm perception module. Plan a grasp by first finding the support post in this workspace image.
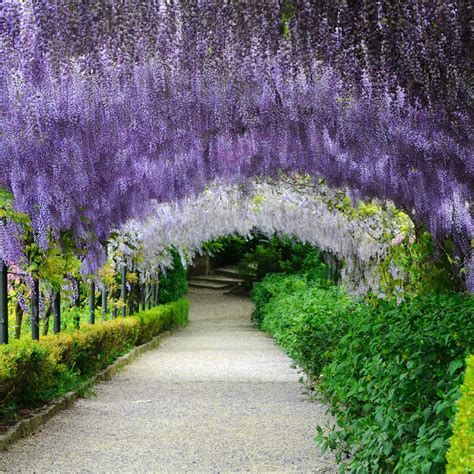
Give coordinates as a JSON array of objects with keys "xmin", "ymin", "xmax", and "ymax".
[
  {"xmin": 89, "ymin": 281, "xmax": 95, "ymax": 324},
  {"xmin": 153, "ymin": 282, "xmax": 158, "ymax": 307},
  {"xmin": 101, "ymin": 288, "xmax": 108, "ymax": 320},
  {"xmin": 141, "ymin": 284, "xmax": 146, "ymax": 311},
  {"xmin": 121, "ymin": 265, "xmax": 127, "ymax": 317},
  {"xmin": 0, "ymin": 260, "xmax": 8, "ymax": 344},
  {"xmin": 53, "ymin": 291, "xmax": 61, "ymax": 334},
  {"xmin": 31, "ymin": 278, "xmax": 40, "ymax": 340},
  {"xmin": 147, "ymin": 283, "xmax": 152, "ymax": 310}
]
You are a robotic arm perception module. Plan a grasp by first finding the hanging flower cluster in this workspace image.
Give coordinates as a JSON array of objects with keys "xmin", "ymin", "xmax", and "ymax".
[
  {"xmin": 124, "ymin": 181, "xmax": 410, "ymax": 296},
  {"xmin": 0, "ymin": 2, "xmax": 472, "ymax": 287}
]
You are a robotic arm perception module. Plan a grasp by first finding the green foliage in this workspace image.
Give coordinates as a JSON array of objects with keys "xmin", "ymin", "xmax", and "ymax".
[
  {"xmin": 447, "ymin": 354, "xmax": 474, "ymax": 473},
  {"xmin": 0, "ymin": 299, "xmax": 188, "ymax": 422},
  {"xmin": 252, "ymin": 275, "xmax": 474, "ymax": 472},
  {"xmin": 158, "ymin": 249, "xmax": 189, "ymax": 304},
  {"xmin": 135, "ymin": 299, "xmax": 189, "ymax": 344},
  {"xmin": 318, "ymin": 293, "xmax": 473, "ymax": 472},
  {"xmin": 204, "ymin": 235, "xmax": 255, "ymax": 267},
  {"xmin": 252, "ymin": 274, "xmax": 354, "ymax": 376},
  {"xmin": 379, "ymin": 230, "xmax": 458, "ymax": 299},
  {"xmin": 239, "ymin": 234, "xmax": 336, "ymax": 283}
]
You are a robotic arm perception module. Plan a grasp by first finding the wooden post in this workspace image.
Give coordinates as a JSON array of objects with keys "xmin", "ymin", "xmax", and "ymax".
[
  {"xmin": 89, "ymin": 280, "xmax": 95, "ymax": 324},
  {"xmin": 0, "ymin": 260, "xmax": 8, "ymax": 344},
  {"xmin": 53, "ymin": 291, "xmax": 61, "ymax": 334},
  {"xmin": 101, "ymin": 288, "xmax": 108, "ymax": 320},
  {"xmin": 121, "ymin": 265, "xmax": 127, "ymax": 317},
  {"xmin": 31, "ymin": 278, "xmax": 40, "ymax": 340}
]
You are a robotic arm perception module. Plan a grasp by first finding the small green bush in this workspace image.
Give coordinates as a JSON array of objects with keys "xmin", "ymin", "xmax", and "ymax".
[
  {"xmin": 252, "ymin": 274, "xmax": 354, "ymax": 376},
  {"xmin": 135, "ymin": 298, "xmax": 189, "ymax": 344},
  {"xmin": 158, "ymin": 249, "xmax": 189, "ymax": 304},
  {"xmin": 252, "ymin": 275, "xmax": 474, "ymax": 472},
  {"xmin": 0, "ymin": 299, "xmax": 188, "ymax": 421},
  {"xmin": 447, "ymin": 354, "xmax": 474, "ymax": 473}
]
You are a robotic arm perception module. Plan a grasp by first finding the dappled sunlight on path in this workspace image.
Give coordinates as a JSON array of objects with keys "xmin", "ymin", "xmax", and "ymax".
[{"xmin": 0, "ymin": 289, "xmax": 336, "ymax": 473}]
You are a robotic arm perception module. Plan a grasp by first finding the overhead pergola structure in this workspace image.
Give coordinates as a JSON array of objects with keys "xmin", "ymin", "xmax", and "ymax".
[{"xmin": 0, "ymin": 1, "xmax": 472, "ymax": 288}]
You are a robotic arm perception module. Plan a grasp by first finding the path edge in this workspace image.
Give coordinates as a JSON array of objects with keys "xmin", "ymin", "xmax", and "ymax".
[{"xmin": 0, "ymin": 326, "xmax": 181, "ymax": 451}]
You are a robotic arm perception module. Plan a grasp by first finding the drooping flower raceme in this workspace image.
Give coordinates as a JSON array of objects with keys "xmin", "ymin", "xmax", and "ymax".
[
  {"xmin": 0, "ymin": 2, "xmax": 472, "ymax": 288},
  {"xmin": 126, "ymin": 181, "xmax": 409, "ymax": 295}
]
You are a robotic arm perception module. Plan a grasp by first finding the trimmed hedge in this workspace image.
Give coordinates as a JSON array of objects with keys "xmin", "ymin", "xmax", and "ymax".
[
  {"xmin": 0, "ymin": 299, "xmax": 188, "ymax": 421},
  {"xmin": 447, "ymin": 354, "xmax": 474, "ymax": 473},
  {"xmin": 252, "ymin": 274, "xmax": 474, "ymax": 472}
]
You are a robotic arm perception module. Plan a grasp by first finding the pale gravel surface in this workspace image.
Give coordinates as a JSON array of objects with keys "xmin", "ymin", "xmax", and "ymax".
[{"xmin": 0, "ymin": 289, "xmax": 337, "ymax": 473}]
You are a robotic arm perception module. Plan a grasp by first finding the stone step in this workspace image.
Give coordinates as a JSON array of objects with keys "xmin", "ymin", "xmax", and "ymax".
[
  {"xmin": 191, "ymin": 275, "xmax": 245, "ymax": 284},
  {"xmin": 213, "ymin": 266, "xmax": 242, "ymax": 278},
  {"xmin": 188, "ymin": 279, "xmax": 234, "ymax": 290}
]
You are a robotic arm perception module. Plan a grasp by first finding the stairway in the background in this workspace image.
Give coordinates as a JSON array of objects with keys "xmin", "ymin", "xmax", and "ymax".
[{"xmin": 188, "ymin": 266, "xmax": 247, "ymax": 292}]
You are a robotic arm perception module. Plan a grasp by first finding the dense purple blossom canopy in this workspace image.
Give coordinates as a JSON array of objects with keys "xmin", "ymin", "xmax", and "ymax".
[{"xmin": 0, "ymin": 1, "xmax": 472, "ymax": 284}]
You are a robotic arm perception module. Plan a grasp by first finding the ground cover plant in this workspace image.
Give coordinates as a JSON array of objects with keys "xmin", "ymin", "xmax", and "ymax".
[{"xmin": 252, "ymin": 272, "xmax": 474, "ymax": 472}]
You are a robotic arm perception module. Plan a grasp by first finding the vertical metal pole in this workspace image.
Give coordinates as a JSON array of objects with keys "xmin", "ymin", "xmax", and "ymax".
[
  {"xmin": 89, "ymin": 281, "xmax": 95, "ymax": 324},
  {"xmin": 141, "ymin": 284, "xmax": 146, "ymax": 312},
  {"xmin": 0, "ymin": 260, "xmax": 8, "ymax": 344},
  {"xmin": 153, "ymin": 282, "xmax": 158, "ymax": 307},
  {"xmin": 101, "ymin": 288, "xmax": 108, "ymax": 320},
  {"xmin": 31, "ymin": 278, "xmax": 40, "ymax": 340},
  {"xmin": 147, "ymin": 283, "xmax": 152, "ymax": 310},
  {"xmin": 53, "ymin": 291, "xmax": 61, "ymax": 334},
  {"xmin": 121, "ymin": 265, "xmax": 127, "ymax": 317}
]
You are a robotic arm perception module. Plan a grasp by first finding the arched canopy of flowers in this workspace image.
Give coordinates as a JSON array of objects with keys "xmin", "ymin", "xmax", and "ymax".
[
  {"xmin": 0, "ymin": 1, "xmax": 472, "ymax": 288},
  {"xmin": 117, "ymin": 180, "xmax": 411, "ymax": 297}
]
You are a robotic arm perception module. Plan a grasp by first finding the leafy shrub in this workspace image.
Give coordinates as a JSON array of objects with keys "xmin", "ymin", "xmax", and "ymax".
[
  {"xmin": 252, "ymin": 274, "xmax": 354, "ymax": 376},
  {"xmin": 318, "ymin": 293, "xmax": 473, "ymax": 472},
  {"xmin": 135, "ymin": 299, "xmax": 189, "ymax": 344},
  {"xmin": 0, "ymin": 299, "xmax": 188, "ymax": 421},
  {"xmin": 447, "ymin": 354, "xmax": 474, "ymax": 473},
  {"xmin": 240, "ymin": 234, "xmax": 335, "ymax": 283},
  {"xmin": 253, "ymin": 275, "xmax": 474, "ymax": 472},
  {"xmin": 158, "ymin": 249, "xmax": 189, "ymax": 304}
]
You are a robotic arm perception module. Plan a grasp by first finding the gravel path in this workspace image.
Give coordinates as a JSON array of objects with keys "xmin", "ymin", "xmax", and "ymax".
[{"xmin": 1, "ymin": 289, "xmax": 337, "ymax": 473}]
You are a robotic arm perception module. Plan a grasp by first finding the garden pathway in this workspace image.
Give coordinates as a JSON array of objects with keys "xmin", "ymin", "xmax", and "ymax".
[{"xmin": 0, "ymin": 289, "xmax": 336, "ymax": 473}]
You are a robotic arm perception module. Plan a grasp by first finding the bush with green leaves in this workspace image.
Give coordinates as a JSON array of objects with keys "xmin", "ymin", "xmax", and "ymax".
[
  {"xmin": 252, "ymin": 275, "xmax": 474, "ymax": 472},
  {"xmin": 158, "ymin": 249, "xmax": 189, "ymax": 304},
  {"xmin": 318, "ymin": 293, "xmax": 473, "ymax": 472},
  {"xmin": 446, "ymin": 354, "xmax": 474, "ymax": 473},
  {"xmin": 252, "ymin": 274, "xmax": 354, "ymax": 376},
  {"xmin": 239, "ymin": 234, "xmax": 337, "ymax": 283},
  {"xmin": 0, "ymin": 299, "xmax": 188, "ymax": 423}
]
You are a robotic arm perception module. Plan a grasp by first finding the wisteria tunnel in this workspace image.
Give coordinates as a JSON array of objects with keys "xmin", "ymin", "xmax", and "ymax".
[{"xmin": 0, "ymin": 2, "xmax": 472, "ymax": 472}]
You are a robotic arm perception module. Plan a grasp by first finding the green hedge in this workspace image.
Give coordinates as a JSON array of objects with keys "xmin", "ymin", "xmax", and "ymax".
[
  {"xmin": 0, "ymin": 299, "xmax": 189, "ymax": 422},
  {"xmin": 252, "ymin": 274, "xmax": 474, "ymax": 472},
  {"xmin": 158, "ymin": 249, "xmax": 189, "ymax": 304},
  {"xmin": 447, "ymin": 354, "xmax": 474, "ymax": 473}
]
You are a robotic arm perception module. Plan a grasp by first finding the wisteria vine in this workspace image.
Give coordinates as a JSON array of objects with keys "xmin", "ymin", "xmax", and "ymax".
[
  {"xmin": 120, "ymin": 181, "xmax": 410, "ymax": 296},
  {"xmin": 0, "ymin": 1, "xmax": 472, "ymax": 288}
]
